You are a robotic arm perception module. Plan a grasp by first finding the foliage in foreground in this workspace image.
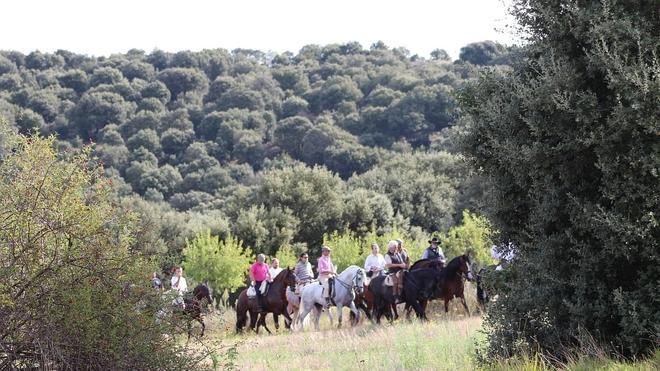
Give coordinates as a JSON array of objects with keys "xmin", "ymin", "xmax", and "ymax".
[
  {"xmin": 461, "ymin": 0, "xmax": 659, "ymax": 360},
  {"xmin": 0, "ymin": 127, "xmax": 202, "ymax": 369}
]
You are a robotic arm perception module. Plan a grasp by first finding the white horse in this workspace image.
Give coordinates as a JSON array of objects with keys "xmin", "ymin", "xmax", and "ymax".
[
  {"xmin": 297, "ymin": 265, "xmax": 365, "ymax": 330},
  {"xmin": 285, "ymin": 286, "xmax": 312, "ymax": 328}
]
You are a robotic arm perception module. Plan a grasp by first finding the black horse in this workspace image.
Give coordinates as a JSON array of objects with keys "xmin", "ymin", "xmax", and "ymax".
[
  {"xmin": 181, "ymin": 284, "xmax": 213, "ymax": 338},
  {"xmin": 405, "ymin": 254, "xmax": 474, "ymax": 317},
  {"xmin": 368, "ymin": 268, "xmax": 439, "ymax": 323},
  {"xmin": 475, "ymin": 264, "xmax": 504, "ymax": 312}
]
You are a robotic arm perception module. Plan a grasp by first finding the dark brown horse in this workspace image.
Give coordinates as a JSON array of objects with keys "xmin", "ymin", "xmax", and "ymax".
[
  {"xmin": 235, "ymin": 268, "xmax": 296, "ymax": 334},
  {"xmin": 434, "ymin": 254, "xmax": 474, "ymax": 315},
  {"xmin": 369, "ymin": 268, "xmax": 439, "ymax": 323},
  {"xmin": 405, "ymin": 255, "xmax": 473, "ymax": 316},
  {"xmin": 357, "ymin": 260, "xmax": 444, "ymax": 322},
  {"xmin": 182, "ymin": 284, "xmax": 213, "ymax": 338},
  {"xmin": 351, "ymin": 283, "xmax": 373, "ymax": 324}
]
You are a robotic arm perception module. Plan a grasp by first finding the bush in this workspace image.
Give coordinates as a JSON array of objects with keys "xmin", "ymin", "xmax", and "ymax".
[
  {"xmin": 275, "ymin": 244, "xmax": 298, "ymax": 269},
  {"xmin": 441, "ymin": 210, "xmax": 494, "ymax": 267},
  {"xmin": 0, "ymin": 126, "xmax": 197, "ymax": 369},
  {"xmin": 460, "ymin": 0, "xmax": 659, "ymax": 360},
  {"xmin": 183, "ymin": 230, "xmax": 253, "ymax": 296}
]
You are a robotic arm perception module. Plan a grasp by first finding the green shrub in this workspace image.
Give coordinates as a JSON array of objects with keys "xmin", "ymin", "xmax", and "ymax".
[
  {"xmin": 461, "ymin": 0, "xmax": 659, "ymax": 360},
  {"xmin": 0, "ymin": 127, "xmax": 198, "ymax": 369},
  {"xmin": 183, "ymin": 230, "xmax": 253, "ymax": 294},
  {"xmin": 441, "ymin": 210, "xmax": 494, "ymax": 267}
]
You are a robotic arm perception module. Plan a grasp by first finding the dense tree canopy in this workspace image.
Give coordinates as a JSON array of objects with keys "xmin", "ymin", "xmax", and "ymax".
[
  {"xmin": 0, "ymin": 42, "xmax": 514, "ymax": 268},
  {"xmin": 460, "ymin": 0, "xmax": 659, "ymax": 360}
]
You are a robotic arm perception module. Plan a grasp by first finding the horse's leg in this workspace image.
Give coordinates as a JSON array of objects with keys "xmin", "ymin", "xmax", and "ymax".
[
  {"xmin": 460, "ymin": 295, "xmax": 471, "ymax": 316},
  {"xmin": 282, "ymin": 309, "xmax": 294, "ymax": 331},
  {"xmin": 336, "ymin": 305, "xmax": 344, "ymax": 328},
  {"xmin": 444, "ymin": 298, "xmax": 450, "ymax": 314},
  {"xmin": 392, "ymin": 303, "xmax": 399, "ymax": 321},
  {"xmin": 347, "ymin": 301, "xmax": 360, "ymax": 327},
  {"xmin": 249, "ymin": 310, "xmax": 258, "ymax": 332},
  {"xmin": 326, "ymin": 305, "xmax": 334, "ymax": 327},
  {"xmin": 404, "ymin": 303, "xmax": 413, "ymax": 320},
  {"xmin": 313, "ymin": 305, "xmax": 322, "ymax": 331},
  {"xmin": 287, "ymin": 302, "xmax": 296, "ymax": 329},
  {"xmin": 273, "ymin": 313, "xmax": 280, "ymax": 330},
  {"xmin": 298, "ymin": 305, "xmax": 312, "ymax": 331},
  {"xmin": 198, "ymin": 316, "xmax": 205, "ymax": 337},
  {"xmin": 260, "ymin": 313, "xmax": 272, "ymax": 335},
  {"xmin": 411, "ymin": 301, "xmax": 425, "ymax": 320}
]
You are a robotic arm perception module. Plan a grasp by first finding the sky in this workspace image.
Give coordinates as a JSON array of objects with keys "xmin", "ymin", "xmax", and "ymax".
[{"xmin": 2, "ymin": 0, "xmax": 517, "ymax": 60}]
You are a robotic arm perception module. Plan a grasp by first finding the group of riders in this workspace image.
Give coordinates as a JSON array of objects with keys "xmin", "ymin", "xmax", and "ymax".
[
  {"xmin": 248, "ymin": 237, "xmax": 447, "ymax": 313},
  {"xmin": 149, "ymin": 237, "xmax": 513, "ymax": 315}
]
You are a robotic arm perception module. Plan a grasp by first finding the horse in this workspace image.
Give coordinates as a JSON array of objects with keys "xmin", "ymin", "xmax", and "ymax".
[
  {"xmin": 235, "ymin": 268, "xmax": 296, "ymax": 334},
  {"xmin": 435, "ymin": 254, "xmax": 474, "ymax": 315},
  {"xmin": 350, "ymin": 283, "xmax": 373, "ymax": 324},
  {"xmin": 297, "ymin": 266, "xmax": 365, "ymax": 330},
  {"xmin": 475, "ymin": 264, "xmax": 503, "ymax": 312},
  {"xmin": 181, "ymin": 283, "xmax": 213, "ymax": 339},
  {"xmin": 400, "ymin": 258, "xmax": 445, "ymax": 317},
  {"xmin": 368, "ymin": 268, "xmax": 439, "ymax": 323}
]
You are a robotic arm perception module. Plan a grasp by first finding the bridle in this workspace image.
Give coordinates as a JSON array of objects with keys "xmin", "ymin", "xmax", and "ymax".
[
  {"xmin": 461, "ymin": 258, "xmax": 474, "ymax": 281},
  {"xmin": 286, "ymin": 269, "xmax": 297, "ymax": 292},
  {"xmin": 335, "ymin": 269, "xmax": 364, "ymax": 296}
]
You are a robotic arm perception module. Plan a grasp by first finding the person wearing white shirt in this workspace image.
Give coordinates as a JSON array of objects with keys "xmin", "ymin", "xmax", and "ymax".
[
  {"xmin": 269, "ymin": 258, "xmax": 283, "ymax": 281},
  {"xmin": 364, "ymin": 243, "xmax": 385, "ymax": 280},
  {"xmin": 170, "ymin": 266, "xmax": 188, "ymax": 308}
]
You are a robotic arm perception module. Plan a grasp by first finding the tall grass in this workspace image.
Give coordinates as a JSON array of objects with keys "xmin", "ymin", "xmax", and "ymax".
[
  {"xmin": 234, "ymin": 317, "xmax": 483, "ymax": 370},
  {"xmin": 186, "ymin": 285, "xmax": 658, "ymax": 370}
]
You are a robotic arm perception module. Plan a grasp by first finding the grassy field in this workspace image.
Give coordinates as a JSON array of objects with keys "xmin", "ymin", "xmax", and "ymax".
[
  {"xmin": 233, "ymin": 316, "xmax": 481, "ymax": 370},
  {"xmin": 186, "ymin": 286, "xmax": 658, "ymax": 370}
]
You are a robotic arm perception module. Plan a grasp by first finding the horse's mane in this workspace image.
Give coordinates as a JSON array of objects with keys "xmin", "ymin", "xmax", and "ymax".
[
  {"xmin": 410, "ymin": 259, "xmax": 429, "ymax": 270},
  {"xmin": 273, "ymin": 267, "xmax": 294, "ymax": 282},
  {"xmin": 338, "ymin": 265, "xmax": 362, "ymax": 280},
  {"xmin": 444, "ymin": 255, "xmax": 469, "ymax": 276}
]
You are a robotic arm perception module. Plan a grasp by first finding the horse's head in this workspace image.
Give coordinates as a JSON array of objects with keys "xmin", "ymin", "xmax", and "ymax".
[
  {"xmin": 193, "ymin": 283, "xmax": 213, "ymax": 307},
  {"xmin": 353, "ymin": 268, "xmax": 366, "ymax": 295},
  {"xmin": 459, "ymin": 254, "xmax": 474, "ymax": 281},
  {"xmin": 282, "ymin": 267, "xmax": 297, "ymax": 291}
]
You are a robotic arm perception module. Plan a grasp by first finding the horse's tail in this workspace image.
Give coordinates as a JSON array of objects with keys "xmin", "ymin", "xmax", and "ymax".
[{"xmin": 235, "ymin": 291, "xmax": 248, "ymax": 333}]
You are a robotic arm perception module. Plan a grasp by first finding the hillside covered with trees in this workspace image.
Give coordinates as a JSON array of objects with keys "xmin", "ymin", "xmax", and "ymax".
[{"xmin": 0, "ymin": 41, "xmax": 514, "ymax": 263}]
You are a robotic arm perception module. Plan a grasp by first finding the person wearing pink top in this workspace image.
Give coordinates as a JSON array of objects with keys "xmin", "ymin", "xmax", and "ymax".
[
  {"xmin": 249, "ymin": 254, "xmax": 271, "ymax": 312},
  {"xmin": 317, "ymin": 245, "xmax": 337, "ymax": 307}
]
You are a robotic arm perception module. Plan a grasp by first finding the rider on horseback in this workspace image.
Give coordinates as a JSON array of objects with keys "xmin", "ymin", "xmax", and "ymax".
[
  {"xmin": 269, "ymin": 258, "xmax": 283, "ymax": 281},
  {"xmin": 318, "ymin": 245, "xmax": 337, "ymax": 308},
  {"xmin": 171, "ymin": 266, "xmax": 188, "ymax": 308},
  {"xmin": 364, "ymin": 243, "xmax": 385, "ymax": 281},
  {"xmin": 384, "ymin": 240, "xmax": 406, "ymax": 301},
  {"xmin": 250, "ymin": 254, "xmax": 271, "ymax": 313},
  {"xmin": 396, "ymin": 239, "xmax": 410, "ymax": 269},
  {"xmin": 422, "ymin": 237, "xmax": 446, "ymax": 264},
  {"xmin": 295, "ymin": 252, "xmax": 313, "ymax": 294}
]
